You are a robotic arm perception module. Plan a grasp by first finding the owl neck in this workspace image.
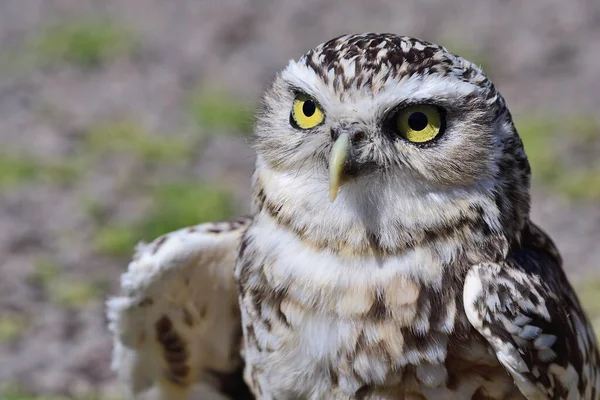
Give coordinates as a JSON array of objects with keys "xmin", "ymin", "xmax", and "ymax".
[{"xmin": 251, "ymin": 157, "xmax": 513, "ymax": 265}]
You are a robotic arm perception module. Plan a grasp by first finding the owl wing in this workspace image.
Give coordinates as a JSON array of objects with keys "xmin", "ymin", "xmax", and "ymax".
[
  {"xmin": 463, "ymin": 222, "xmax": 600, "ymax": 400},
  {"xmin": 106, "ymin": 216, "xmax": 253, "ymax": 400}
]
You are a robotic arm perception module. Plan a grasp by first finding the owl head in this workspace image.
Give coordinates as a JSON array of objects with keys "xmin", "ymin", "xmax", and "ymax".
[{"xmin": 252, "ymin": 33, "xmax": 531, "ymax": 258}]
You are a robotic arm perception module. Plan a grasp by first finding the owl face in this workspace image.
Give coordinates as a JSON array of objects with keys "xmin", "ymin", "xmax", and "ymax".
[{"xmin": 253, "ymin": 34, "xmax": 530, "ymax": 242}]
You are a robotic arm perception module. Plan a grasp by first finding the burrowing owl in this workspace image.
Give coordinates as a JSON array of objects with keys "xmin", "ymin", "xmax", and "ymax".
[{"xmin": 107, "ymin": 33, "xmax": 600, "ymax": 400}]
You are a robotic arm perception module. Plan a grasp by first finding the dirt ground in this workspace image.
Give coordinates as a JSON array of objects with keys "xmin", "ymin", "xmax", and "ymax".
[{"xmin": 0, "ymin": 0, "xmax": 599, "ymax": 398}]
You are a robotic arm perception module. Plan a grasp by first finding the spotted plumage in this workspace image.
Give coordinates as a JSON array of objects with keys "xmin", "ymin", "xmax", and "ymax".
[
  {"xmin": 302, "ymin": 34, "xmax": 492, "ymax": 95},
  {"xmin": 107, "ymin": 33, "xmax": 599, "ymax": 399}
]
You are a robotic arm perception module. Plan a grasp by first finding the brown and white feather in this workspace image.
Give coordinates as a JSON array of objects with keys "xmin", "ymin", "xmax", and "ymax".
[{"xmin": 107, "ymin": 217, "xmax": 252, "ymax": 399}]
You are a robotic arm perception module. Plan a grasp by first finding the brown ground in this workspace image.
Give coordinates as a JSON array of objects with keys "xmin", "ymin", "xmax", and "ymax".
[{"xmin": 0, "ymin": 0, "xmax": 599, "ymax": 398}]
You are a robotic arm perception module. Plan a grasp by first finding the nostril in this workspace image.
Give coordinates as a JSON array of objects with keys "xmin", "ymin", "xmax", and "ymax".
[
  {"xmin": 330, "ymin": 127, "xmax": 340, "ymax": 141},
  {"xmin": 351, "ymin": 130, "xmax": 365, "ymax": 143},
  {"xmin": 331, "ymin": 126, "xmax": 366, "ymax": 143}
]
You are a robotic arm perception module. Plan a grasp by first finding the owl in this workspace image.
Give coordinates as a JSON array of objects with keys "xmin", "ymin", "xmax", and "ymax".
[{"xmin": 107, "ymin": 33, "xmax": 600, "ymax": 400}]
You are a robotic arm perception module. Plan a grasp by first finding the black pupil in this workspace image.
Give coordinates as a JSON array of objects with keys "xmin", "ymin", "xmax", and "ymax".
[
  {"xmin": 303, "ymin": 100, "xmax": 316, "ymax": 117},
  {"xmin": 407, "ymin": 112, "xmax": 428, "ymax": 131}
]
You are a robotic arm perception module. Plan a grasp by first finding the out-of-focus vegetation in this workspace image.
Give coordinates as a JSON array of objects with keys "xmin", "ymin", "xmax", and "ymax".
[
  {"xmin": 28, "ymin": 259, "xmax": 103, "ymax": 309},
  {"xmin": 517, "ymin": 116, "xmax": 600, "ymax": 200},
  {"xmin": 188, "ymin": 87, "xmax": 256, "ymax": 135},
  {"xmin": 0, "ymin": 384, "xmax": 120, "ymax": 400},
  {"xmin": 79, "ymin": 94, "xmax": 250, "ymax": 258},
  {"xmin": 83, "ymin": 121, "xmax": 194, "ymax": 164},
  {"xmin": 93, "ymin": 183, "xmax": 236, "ymax": 257},
  {"xmin": 0, "ymin": 315, "xmax": 27, "ymax": 343},
  {"xmin": 135, "ymin": 183, "xmax": 236, "ymax": 239},
  {"xmin": 578, "ymin": 280, "xmax": 600, "ymax": 342},
  {"xmin": 31, "ymin": 19, "xmax": 137, "ymax": 67},
  {"xmin": 0, "ymin": 154, "xmax": 80, "ymax": 188},
  {"xmin": 48, "ymin": 279, "xmax": 102, "ymax": 309}
]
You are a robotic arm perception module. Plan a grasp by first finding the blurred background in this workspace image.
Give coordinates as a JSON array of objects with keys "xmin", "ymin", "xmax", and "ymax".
[{"xmin": 0, "ymin": 0, "xmax": 599, "ymax": 399}]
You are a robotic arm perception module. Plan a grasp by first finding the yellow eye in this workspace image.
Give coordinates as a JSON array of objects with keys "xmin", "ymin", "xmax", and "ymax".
[
  {"xmin": 292, "ymin": 95, "xmax": 325, "ymax": 129},
  {"xmin": 396, "ymin": 105, "xmax": 443, "ymax": 143}
]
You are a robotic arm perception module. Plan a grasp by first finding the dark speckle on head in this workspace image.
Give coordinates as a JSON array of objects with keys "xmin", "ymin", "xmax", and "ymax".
[{"xmin": 301, "ymin": 33, "xmax": 491, "ymax": 93}]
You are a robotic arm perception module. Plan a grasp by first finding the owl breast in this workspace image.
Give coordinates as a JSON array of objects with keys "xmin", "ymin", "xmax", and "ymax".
[{"xmin": 236, "ymin": 214, "xmax": 524, "ymax": 399}]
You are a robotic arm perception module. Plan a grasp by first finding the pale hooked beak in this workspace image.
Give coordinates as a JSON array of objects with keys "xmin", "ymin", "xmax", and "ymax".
[{"xmin": 329, "ymin": 133, "xmax": 352, "ymax": 202}]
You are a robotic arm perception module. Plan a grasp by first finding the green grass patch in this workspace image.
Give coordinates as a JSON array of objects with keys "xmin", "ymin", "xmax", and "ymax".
[
  {"xmin": 93, "ymin": 183, "xmax": 236, "ymax": 257},
  {"xmin": 577, "ymin": 280, "xmax": 600, "ymax": 342},
  {"xmin": 0, "ymin": 155, "xmax": 38, "ymax": 187},
  {"xmin": 188, "ymin": 88, "xmax": 255, "ymax": 135},
  {"xmin": 516, "ymin": 115, "xmax": 600, "ymax": 200},
  {"xmin": 83, "ymin": 120, "xmax": 194, "ymax": 163},
  {"xmin": 0, "ymin": 315, "xmax": 27, "ymax": 342},
  {"xmin": 0, "ymin": 48, "xmax": 35, "ymax": 78},
  {"xmin": 48, "ymin": 280, "xmax": 102, "ymax": 309},
  {"xmin": 31, "ymin": 19, "xmax": 136, "ymax": 67},
  {"xmin": 568, "ymin": 115, "xmax": 600, "ymax": 143},
  {"xmin": 137, "ymin": 183, "xmax": 236, "ymax": 240},
  {"xmin": 94, "ymin": 225, "xmax": 137, "ymax": 257},
  {"xmin": 41, "ymin": 160, "xmax": 82, "ymax": 185},
  {"xmin": 81, "ymin": 198, "xmax": 109, "ymax": 223},
  {"xmin": 515, "ymin": 118, "xmax": 559, "ymax": 183},
  {"xmin": 555, "ymin": 169, "xmax": 600, "ymax": 200},
  {"xmin": 0, "ymin": 384, "xmax": 35, "ymax": 400},
  {"xmin": 30, "ymin": 258, "xmax": 100, "ymax": 309},
  {"xmin": 0, "ymin": 154, "xmax": 81, "ymax": 189},
  {"xmin": 0, "ymin": 383, "xmax": 121, "ymax": 400},
  {"xmin": 30, "ymin": 258, "xmax": 61, "ymax": 287}
]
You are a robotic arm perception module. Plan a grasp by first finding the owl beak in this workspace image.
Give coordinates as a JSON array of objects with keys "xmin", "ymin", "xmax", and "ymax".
[{"xmin": 329, "ymin": 132, "xmax": 352, "ymax": 202}]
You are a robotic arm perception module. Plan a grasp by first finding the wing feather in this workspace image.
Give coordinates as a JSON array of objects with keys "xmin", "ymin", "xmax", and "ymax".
[
  {"xmin": 106, "ymin": 217, "xmax": 252, "ymax": 399},
  {"xmin": 463, "ymin": 222, "xmax": 600, "ymax": 400}
]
